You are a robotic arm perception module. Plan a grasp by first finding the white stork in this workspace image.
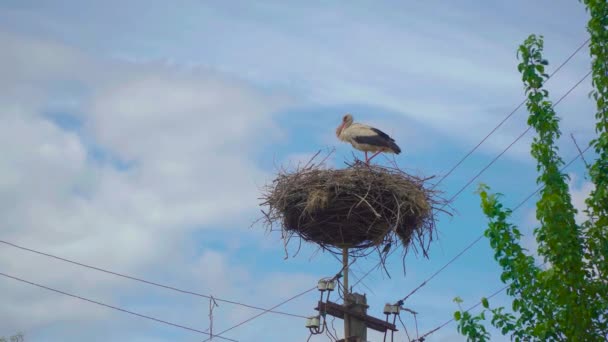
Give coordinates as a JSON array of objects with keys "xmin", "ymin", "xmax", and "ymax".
[{"xmin": 335, "ymin": 113, "xmax": 402, "ymax": 164}]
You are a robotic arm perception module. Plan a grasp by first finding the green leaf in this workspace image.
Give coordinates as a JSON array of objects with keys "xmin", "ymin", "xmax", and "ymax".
[{"xmin": 482, "ymin": 297, "xmax": 489, "ymax": 309}]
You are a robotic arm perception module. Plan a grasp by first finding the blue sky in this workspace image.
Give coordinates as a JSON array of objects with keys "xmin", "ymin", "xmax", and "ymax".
[{"xmin": 0, "ymin": 1, "xmax": 598, "ymax": 341}]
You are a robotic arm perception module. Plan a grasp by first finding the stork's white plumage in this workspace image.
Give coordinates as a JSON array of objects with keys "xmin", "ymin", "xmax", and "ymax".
[{"xmin": 336, "ymin": 113, "xmax": 401, "ymax": 164}]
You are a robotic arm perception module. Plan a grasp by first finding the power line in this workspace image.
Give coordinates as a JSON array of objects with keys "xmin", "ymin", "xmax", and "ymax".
[
  {"xmin": 398, "ymin": 235, "xmax": 485, "ymax": 303},
  {"xmin": 0, "ymin": 237, "xmax": 352, "ymax": 341},
  {"xmin": 0, "ymin": 271, "xmax": 238, "ymax": 342},
  {"xmin": 396, "ymin": 142, "xmax": 591, "ymax": 304},
  {"xmin": 329, "ymin": 252, "xmax": 374, "ymax": 295},
  {"xmin": 405, "ymin": 121, "xmax": 593, "ymax": 340},
  {"xmin": 410, "ymin": 282, "xmax": 509, "ymax": 342},
  {"xmin": 201, "ymin": 267, "xmax": 349, "ymax": 341},
  {"xmin": 417, "ymin": 127, "xmax": 596, "ymax": 335},
  {"xmin": 444, "ymin": 69, "xmax": 592, "ymax": 204},
  {"xmin": 202, "ymin": 287, "xmax": 317, "ymax": 341},
  {"xmin": 0, "ymin": 239, "xmax": 306, "ymax": 319},
  {"xmin": 352, "ymin": 68, "xmax": 592, "ymax": 292},
  {"xmin": 350, "ymin": 39, "xmax": 590, "ymax": 289},
  {"xmin": 431, "ymin": 37, "xmax": 590, "ymax": 190}
]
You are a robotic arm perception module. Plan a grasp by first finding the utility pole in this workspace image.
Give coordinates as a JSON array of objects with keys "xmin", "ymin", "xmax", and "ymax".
[
  {"xmin": 344, "ymin": 292, "xmax": 368, "ymax": 341},
  {"xmin": 208, "ymin": 296, "xmax": 218, "ymax": 340},
  {"xmin": 315, "ymin": 296, "xmax": 396, "ymax": 341},
  {"xmin": 342, "ymin": 247, "xmax": 350, "ymax": 340},
  {"xmin": 312, "ymin": 247, "xmax": 396, "ymax": 341}
]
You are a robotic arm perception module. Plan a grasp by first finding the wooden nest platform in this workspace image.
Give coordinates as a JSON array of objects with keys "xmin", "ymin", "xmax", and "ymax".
[{"xmin": 260, "ymin": 158, "xmax": 448, "ymax": 258}]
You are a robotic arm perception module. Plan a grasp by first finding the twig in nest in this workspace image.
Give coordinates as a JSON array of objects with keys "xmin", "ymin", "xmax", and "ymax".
[{"xmin": 354, "ymin": 194, "xmax": 382, "ymax": 218}]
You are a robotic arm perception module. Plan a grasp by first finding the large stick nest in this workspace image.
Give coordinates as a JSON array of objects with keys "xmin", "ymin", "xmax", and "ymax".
[{"xmin": 259, "ymin": 156, "xmax": 449, "ymax": 259}]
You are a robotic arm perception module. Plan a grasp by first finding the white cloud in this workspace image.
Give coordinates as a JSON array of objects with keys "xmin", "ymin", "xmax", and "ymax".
[
  {"xmin": 0, "ymin": 31, "xmax": 321, "ymax": 341},
  {"xmin": 162, "ymin": 1, "xmax": 594, "ymax": 162},
  {"xmin": 2, "ymin": 1, "xmax": 596, "ymax": 163}
]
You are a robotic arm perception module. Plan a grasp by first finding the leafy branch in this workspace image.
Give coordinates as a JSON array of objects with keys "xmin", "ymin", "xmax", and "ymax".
[{"xmin": 453, "ymin": 1, "xmax": 608, "ymax": 339}]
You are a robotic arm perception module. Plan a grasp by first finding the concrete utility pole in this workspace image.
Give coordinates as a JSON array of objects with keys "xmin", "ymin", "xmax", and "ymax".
[
  {"xmin": 314, "ymin": 248, "xmax": 396, "ymax": 341},
  {"xmin": 344, "ymin": 292, "xmax": 368, "ymax": 341},
  {"xmin": 342, "ymin": 247, "xmax": 350, "ymax": 340},
  {"xmin": 342, "ymin": 247, "xmax": 367, "ymax": 341},
  {"xmin": 316, "ymin": 295, "xmax": 396, "ymax": 342}
]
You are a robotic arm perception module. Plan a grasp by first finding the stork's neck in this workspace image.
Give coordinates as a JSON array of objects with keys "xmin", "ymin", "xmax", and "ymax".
[{"xmin": 337, "ymin": 124, "xmax": 350, "ymax": 141}]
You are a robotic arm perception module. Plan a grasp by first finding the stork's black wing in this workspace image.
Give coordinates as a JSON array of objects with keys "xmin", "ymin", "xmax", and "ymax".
[
  {"xmin": 371, "ymin": 127, "xmax": 395, "ymax": 142},
  {"xmin": 353, "ymin": 132, "xmax": 401, "ymax": 154}
]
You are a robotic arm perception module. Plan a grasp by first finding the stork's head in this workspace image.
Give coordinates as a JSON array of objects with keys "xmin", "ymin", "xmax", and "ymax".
[{"xmin": 336, "ymin": 113, "xmax": 353, "ymax": 137}]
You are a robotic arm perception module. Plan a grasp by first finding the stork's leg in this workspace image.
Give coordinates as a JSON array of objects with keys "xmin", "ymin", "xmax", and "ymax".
[
  {"xmin": 364, "ymin": 151, "xmax": 369, "ymax": 163},
  {"xmin": 366, "ymin": 151, "xmax": 383, "ymax": 163}
]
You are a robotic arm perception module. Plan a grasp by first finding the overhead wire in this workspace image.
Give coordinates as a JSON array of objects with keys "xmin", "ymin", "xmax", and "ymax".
[
  {"xmin": 0, "ymin": 239, "xmax": 306, "ymax": 319},
  {"xmin": 0, "ymin": 271, "xmax": 238, "ymax": 342},
  {"xmin": 329, "ymin": 252, "xmax": 374, "ymax": 295},
  {"xmin": 350, "ymin": 38, "xmax": 590, "ymax": 288},
  {"xmin": 397, "ymin": 144, "xmax": 591, "ymax": 304},
  {"xmin": 201, "ymin": 267, "xmax": 349, "ymax": 341},
  {"xmin": 443, "ymin": 69, "xmax": 591, "ymax": 205},
  {"xmin": 0, "ymin": 238, "xmax": 353, "ymax": 341},
  {"xmin": 398, "ymin": 313, "xmax": 411, "ymax": 341},
  {"xmin": 352, "ymin": 67, "xmax": 592, "ymax": 292},
  {"xmin": 404, "ymin": 140, "xmax": 590, "ymax": 339},
  {"xmin": 410, "ymin": 282, "xmax": 510, "ymax": 342},
  {"xmin": 201, "ymin": 286, "xmax": 317, "ymax": 342},
  {"xmin": 430, "ymin": 37, "xmax": 590, "ymax": 191}
]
